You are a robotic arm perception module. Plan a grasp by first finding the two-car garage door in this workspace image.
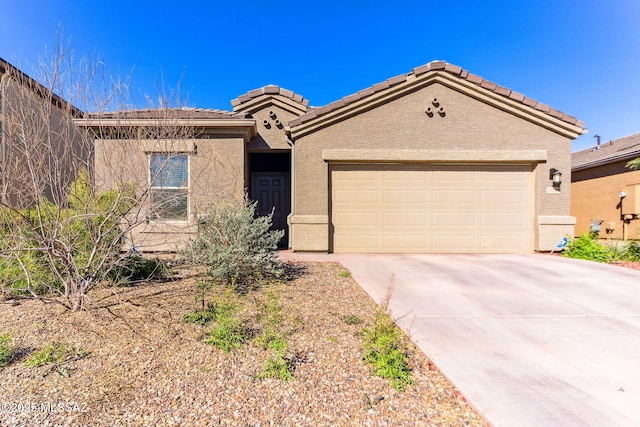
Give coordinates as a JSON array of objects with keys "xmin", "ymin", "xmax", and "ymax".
[{"xmin": 330, "ymin": 164, "xmax": 533, "ymax": 253}]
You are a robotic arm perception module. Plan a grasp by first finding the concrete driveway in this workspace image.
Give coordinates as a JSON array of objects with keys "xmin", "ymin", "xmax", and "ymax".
[{"xmin": 281, "ymin": 252, "xmax": 640, "ymax": 426}]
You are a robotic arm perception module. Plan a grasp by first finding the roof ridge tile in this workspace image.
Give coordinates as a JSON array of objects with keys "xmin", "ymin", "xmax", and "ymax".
[{"xmin": 231, "ymin": 85, "xmax": 308, "ymax": 108}]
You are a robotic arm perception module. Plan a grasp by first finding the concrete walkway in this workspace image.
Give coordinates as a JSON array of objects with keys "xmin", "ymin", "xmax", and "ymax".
[{"xmin": 279, "ymin": 252, "xmax": 640, "ymax": 427}]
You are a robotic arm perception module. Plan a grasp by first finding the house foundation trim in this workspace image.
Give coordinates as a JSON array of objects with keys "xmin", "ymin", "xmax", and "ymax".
[{"xmin": 537, "ymin": 215, "xmax": 576, "ymax": 251}]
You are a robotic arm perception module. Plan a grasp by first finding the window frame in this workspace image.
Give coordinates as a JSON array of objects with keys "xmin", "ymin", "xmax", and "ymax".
[{"xmin": 148, "ymin": 152, "xmax": 190, "ymax": 222}]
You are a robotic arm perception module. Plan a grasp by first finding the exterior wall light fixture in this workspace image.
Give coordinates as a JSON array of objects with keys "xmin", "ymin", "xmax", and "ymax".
[{"xmin": 549, "ymin": 168, "xmax": 562, "ymax": 185}]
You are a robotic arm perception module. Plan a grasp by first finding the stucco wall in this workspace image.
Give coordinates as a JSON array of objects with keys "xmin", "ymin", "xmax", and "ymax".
[
  {"xmin": 572, "ymin": 162, "xmax": 640, "ymax": 240},
  {"xmin": 94, "ymin": 135, "xmax": 246, "ymax": 251},
  {"xmin": 1, "ymin": 72, "xmax": 90, "ymax": 208},
  {"xmin": 291, "ymin": 82, "xmax": 574, "ymax": 252},
  {"xmin": 247, "ymin": 105, "xmax": 298, "ymax": 151}
]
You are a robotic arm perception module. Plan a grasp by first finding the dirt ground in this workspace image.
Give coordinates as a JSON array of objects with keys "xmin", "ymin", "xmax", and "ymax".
[{"xmin": 0, "ymin": 262, "xmax": 487, "ymax": 426}]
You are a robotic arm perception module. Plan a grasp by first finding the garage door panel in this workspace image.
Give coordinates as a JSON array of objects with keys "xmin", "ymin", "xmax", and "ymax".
[
  {"xmin": 336, "ymin": 170, "xmax": 380, "ymax": 181},
  {"xmin": 432, "ymin": 234, "xmax": 478, "ymax": 251},
  {"xmin": 432, "ymin": 212, "xmax": 477, "ymax": 226},
  {"xmin": 383, "ymin": 189, "xmax": 428, "ymax": 204},
  {"xmin": 335, "ymin": 212, "xmax": 380, "ymax": 226},
  {"xmin": 382, "ymin": 170, "xmax": 429, "ymax": 182},
  {"xmin": 334, "ymin": 189, "xmax": 379, "ymax": 203},
  {"xmin": 331, "ymin": 164, "xmax": 532, "ymax": 253},
  {"xmin": 383, "ymin": 234, "xmax": 428, "ymax": 250},
  {"xmin": 383, "ymin": 212, "xmax": 428, "ymax": 226},
  {"xmin": 481, "ymin": 189, "xmax": 527, "ymax": 204},
  {"xmin": 434, "ymin": 170, "xmax": 477, "ymax": 181},
  {"xmin": 432, "ymin": 189, "xmax": 477, "ymax": 204},
  {"xmin": 481, "ymin": 170, "xmax": 527, "ymax": 183},
  {"xmin": 481, "ymin": 212, "xmax": 527, "ymax": 227},
  {"xmin": 335, "ymin": 234, "xmax": 380, "ymax": 250}
]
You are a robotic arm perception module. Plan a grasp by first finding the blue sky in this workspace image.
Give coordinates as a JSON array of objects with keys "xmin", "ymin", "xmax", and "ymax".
[{"xmin": 1, "ymin": 0, "xmax": 639, "ymax": 152}]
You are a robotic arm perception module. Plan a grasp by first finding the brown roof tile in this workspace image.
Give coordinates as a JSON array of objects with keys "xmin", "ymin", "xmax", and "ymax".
[
  {"xmin": 429, "ymin": 61, "xmax": 446, "ymax": 70},
  {"xmin": 465, "ymin": 73, "xmax": 483, "ymax": 85},
  {"xmin": 288, "ymin": 60, "xmax": 585, "ymax": 132},
  {"xmin": 387, "ymin": 74, "xmax": 407, "ymax": 85},
  {"xmin": 326, "ymin": 99, "xmax": 346, "ymax": 110},
  {"xmin": 494, "ymin": 85, "xmax": 511, "ymax": 97},
  {"xmin": 357, "ymin": 87, "xmax": 376, "ymax": 98},
  {"xmin": 547, "ymin": 108, "xmax": 564, "ymax": 119},
  {"xmin": 280, "ymin": 88, "xmax": 295, "ymax": 98},
  {"xmin": 533, "ymin": 102, "xmax": 551, "ymax": 113},
  {"xmin": 231, "ymin": 85, "xmax": 308, "ymax": 109},
  {"xmin": 371, "ymin": 81, "xmax": 390, "ymax": 92},
  {"xmin": 508, "ymin": 91, "xmax": 525, "ymax": 102},
  {"xmin": 444, "ymin": 63, "xmax": 463, "ymax": 75},
  {"xmin": 572, "ymin": 133, "xmax": 640, "ymax": 170},
  {"xmin": 343, "ymin": 93, "xmax": 362, "ymax": 104},
  {"xmin": 480, "ymin": 79, "xmax": 497, "ymax": 91},
  {"xmin": 412, "ymin": 63, "xmax": 432, "ymax": 76},
  {"xmin": 86, "ymin": 107, "xmax": 249, "ymax": 120},
  {"xmin": 264, "ymin": 85, "xmax": 280, "ymax": 94}
]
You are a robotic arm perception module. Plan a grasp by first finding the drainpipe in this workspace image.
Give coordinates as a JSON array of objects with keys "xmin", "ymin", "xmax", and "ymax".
[
  {"xmin": 0, "ymin": 73, "xmax": 7, "ymax": 205},
  {"xmin": 285, "ymin": 133, "xmax": 295, "ymax": 250}
]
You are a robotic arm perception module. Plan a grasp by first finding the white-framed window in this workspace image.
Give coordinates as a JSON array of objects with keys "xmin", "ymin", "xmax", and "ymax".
[{"xmin": 149, "ymin": 153, "xmax": 189, "ymax": 221}]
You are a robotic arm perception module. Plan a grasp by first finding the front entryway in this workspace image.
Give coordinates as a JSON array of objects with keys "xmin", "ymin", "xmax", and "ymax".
[{"xmin": 249, "ymin": 153, "xmax": 291, "ymax": 247}]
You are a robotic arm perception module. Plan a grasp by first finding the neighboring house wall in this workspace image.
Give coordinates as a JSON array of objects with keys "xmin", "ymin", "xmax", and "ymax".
[
  {"xmin": 289, "ymin": 72, "xmax": 579, "ymax": 252},
  {"xmin": 0, "ymin": 58, "xmax": 89, "ymax": 208},
  {"xmin": 572, "ymin": 159, "xmax": 640, "ymax": 240}
]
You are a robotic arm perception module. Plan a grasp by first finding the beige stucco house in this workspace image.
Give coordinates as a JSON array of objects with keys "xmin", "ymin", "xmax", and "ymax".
[
  {"xmin": 78, "ymin": 61, "xmax": 586, "ymax": 253},
  {"xmin": 572, "ymin": 133, "xmax": 640, "ymax": 240}
]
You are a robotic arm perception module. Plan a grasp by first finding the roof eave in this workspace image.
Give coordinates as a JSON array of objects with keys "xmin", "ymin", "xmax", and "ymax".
[
  {"xmin": 74, "ymin": 117, "xmax": 258, "ymax": 140},
  {"xmin": 290, "ymin": 71, "xmax": 586, "ymax": 140},
  {"xmin": 572, "ymin": 150, "xmax": 640, "ymax": 172}
]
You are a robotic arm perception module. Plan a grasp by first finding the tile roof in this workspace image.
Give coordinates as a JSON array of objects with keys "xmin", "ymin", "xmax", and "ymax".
[
  {"xmin": 85, "ymin": 107, "xmax": 251, "ymax": 120},
  {"xmin": 288, "ymin": 60, "xmax": 585, "ymax": 129},
  {"xmin": 231, "ymin": 85, "xmax": 309, "ymax": 109},
  {"xmin": 572, "ymin": 133, "xmax": 640, "ymax": 170}
]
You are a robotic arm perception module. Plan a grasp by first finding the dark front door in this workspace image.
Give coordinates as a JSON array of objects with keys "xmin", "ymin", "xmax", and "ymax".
[{"xmin": 251, "ymin": 172, "xmax": 290, "ymax": 247}]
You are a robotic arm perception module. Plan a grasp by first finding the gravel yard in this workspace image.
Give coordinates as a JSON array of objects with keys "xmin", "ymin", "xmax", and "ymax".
[{"xmin": 0, "ymin": 261, "xmax": 486, "ymax": 426}]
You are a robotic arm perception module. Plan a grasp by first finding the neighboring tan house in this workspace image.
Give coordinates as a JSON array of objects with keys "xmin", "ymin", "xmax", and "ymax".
[
  {"xmin": 0, "ymin": 57, "xmax": 89, "ymax": 208},
  {"xmin": 572, "ymin": 133, "xmax": 640, "ymax": 240},
  {"xmin": 79, "ymin": 60, "xmax": 586, "ymax": 253}
]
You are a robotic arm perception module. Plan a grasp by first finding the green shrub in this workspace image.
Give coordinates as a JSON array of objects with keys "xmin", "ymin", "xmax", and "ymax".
[
  {"xmin": 183, "ymin": 302, "xmax": 217, "ymax": 325},
  {"xmin": 0, "ymin": 169, "xmax": 138, "ymax": 310},
  {"xmin": 562, "ymin": 234, "xmax": 612, "ymax": 263},
  {"xmin": 623, "ymin": 241, "xmax": 640, "ymax": 261},
  {"xmin": 254, "ymin": 293, "xmax": 294, "ymax": 381},
  {"xmin": 259, "ymin": 353, "xmax": 293, "ymax": 381},
  {"xmin": 202, "ymin": 301, "xmax": 247, "ymax": 352},
  {"xmin": 605, "ymin": 240, "xmax": 627, "ymax": 261},
  {"xmin": 182, "ymin": 197, "xmax": 284, "ymax": 292},
  {"xmin": 0, "ymin": 332, "xmax": 13, "ymax": 369},
  {"xmin": 254, "ymin": 293, "xmax": 284, "ymax": 349},
  {"xmin": 338, "ymin": 269, "xmax": 351, "ymax": 278},
  {"xmin": 362, "ymin": 307, "xmax": 414, "ymax": 392},
  {"xmin": 25, "ymin": 342, "xmax": 88, "ymax": 368}
]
